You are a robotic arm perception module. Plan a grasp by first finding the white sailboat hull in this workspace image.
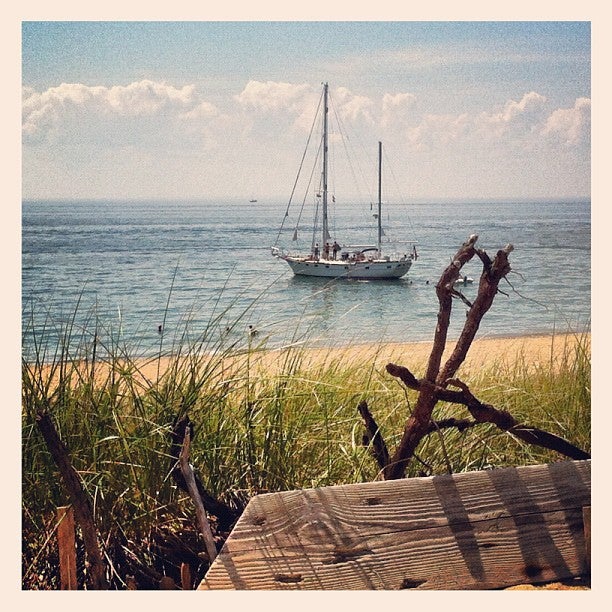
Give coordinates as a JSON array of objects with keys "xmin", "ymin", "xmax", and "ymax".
[{"xmin": 281, "ymin": 254, "xmax": 412, "ymax": 279}]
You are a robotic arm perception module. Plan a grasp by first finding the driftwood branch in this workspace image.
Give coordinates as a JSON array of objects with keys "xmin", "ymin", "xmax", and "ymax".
[
  {"xmin": 36, "ymin": 411, "xmax": 108, "ymax": 590},
  {"xmin": 357, "ymin": 400, "xmax": 389, "ymax": 471},
  {"xmin": 382, "ymin": 364, "xmax": 590, "ymax": 460},
  {"xmin": 384, "ymin": 235, "xmax": 506, "ymax": 480},
  {"xmin": 444, "ymin": 378, "xmax": 590, "ymax": 460},
  {"xmin": 426, "ymin": 234, "xmax": 479, "ymax": 383},
  {"xmin": 169, "ymin": 416, "xmax": 239, "ymax": 531},
  {"xmin": 178, "ymin": 427, "xmax": 218, "ymax": 564},
  {"xmin": 425, "ymin": 417, "xmax": 477, "ymax": 434},
  {"xmin": 355, "ymin": 237, "xmax": 588, "ymax": 480},
  {"xmin": 439, "ymin": 244, "xmax": 513, "ymax": 384}
]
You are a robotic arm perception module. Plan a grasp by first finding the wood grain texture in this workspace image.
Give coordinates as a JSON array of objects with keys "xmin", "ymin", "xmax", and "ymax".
[
  {"xmin": 57, "ymin": 506, "xmax": 77, "ymax": 590},
  {"xmin": 198, "ymin": 460, "xmax": 590, "ymax": 590}
]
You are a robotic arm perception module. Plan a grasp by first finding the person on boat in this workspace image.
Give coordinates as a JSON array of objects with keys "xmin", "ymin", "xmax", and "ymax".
[
  {"xmin": 248, "ymin": 325, "xmax": 258, "ymax": 337},
  {"xmin": 314, "ymin": 243, "xmax": 320, "ymax": 260},
  {"xmin": 324, "ymin": 242, "xmax": 330, "ymax": 259},
  {"xmin": 332, "ymin": 241, "xmax": 340, "ymax": 260}
]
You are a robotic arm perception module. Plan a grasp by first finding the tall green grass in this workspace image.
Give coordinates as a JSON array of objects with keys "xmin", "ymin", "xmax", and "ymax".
[{"xmin": 22, "ymin": 299, "xmax": 590, "ymax": 589}]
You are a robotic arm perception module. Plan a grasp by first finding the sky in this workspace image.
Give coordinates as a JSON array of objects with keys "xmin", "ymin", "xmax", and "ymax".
[{"xmin": 21, "ymin": 20, "xmax": 591, "ymax": 202}]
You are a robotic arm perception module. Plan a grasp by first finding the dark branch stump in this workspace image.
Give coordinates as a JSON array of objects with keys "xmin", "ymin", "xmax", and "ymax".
[{"xmin": 36, "ymin": 411, "xmax": 108, "ymax": 590}]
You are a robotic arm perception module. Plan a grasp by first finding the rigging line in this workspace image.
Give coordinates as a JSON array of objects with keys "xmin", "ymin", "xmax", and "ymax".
[
  {"xmin": 310, "ymin": 141, "xmax": 325, "ymax": 248},
  {"xmin": 329, "ymin": 94, "xmax": 375, "ymax": 205},
  {"xmin": 326, "ymin": 121, "xmax": 337, "ymax": 239},
  {"xmin": 329, "ymin": 154, "xmax": 337, "ymax": 240},
  {"xmin": 295, "ymin": 141, "xmax": 323, "ymax": 233},
  {"xmin": 295, "ymin": 137, "xmax": 323, "ymax": 246},
  {"xmin": 273, "ymin": 87, "xmax": 324, "ymax": 248},
  {"xmin": 311, "ymin": 195, "xmax": 321, "ymax": 249},
  {"xmin": 382, "ymin": 145, "xmax": 418, "ymax": 242}
]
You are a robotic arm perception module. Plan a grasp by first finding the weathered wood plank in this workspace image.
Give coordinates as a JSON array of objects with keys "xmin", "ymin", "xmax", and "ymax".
[
  {"xmin": 583, "ymin": 506, "xmax": 591, "ymax": 570},
  {"xmin": 57, "ymin": 505, "xmax": 77, "ymax": 590},
  {"xmin": 199, "ymin": 460, "xmax": 590, "ymax": 590}
]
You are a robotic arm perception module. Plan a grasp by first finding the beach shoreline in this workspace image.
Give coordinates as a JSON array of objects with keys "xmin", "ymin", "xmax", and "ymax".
[
  {"xmin": 264, "ymin": 330, "xmax": 590, "ymax": 371},
  {"xmin": 26, "ymin": 331, "xmax": 589, "ymax": 387},
  {"xmin": 44, "ymin": 331, "xmax": 585, "ymax": 384}
]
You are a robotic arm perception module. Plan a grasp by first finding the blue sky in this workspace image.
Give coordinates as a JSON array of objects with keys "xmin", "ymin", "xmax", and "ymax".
[{"xmin": 21, "ymin": 20, "xmax": 591, "ymax": 201}]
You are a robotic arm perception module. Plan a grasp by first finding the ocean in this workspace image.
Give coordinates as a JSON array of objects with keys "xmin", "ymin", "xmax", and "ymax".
[{"xmin": 22, "ymin": 198, "xmax": 591, "ymax": 360}]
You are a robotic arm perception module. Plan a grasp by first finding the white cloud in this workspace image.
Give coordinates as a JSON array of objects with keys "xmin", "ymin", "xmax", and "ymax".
[
  {"xmin": 104, "ymin": 80, "xmax": 197, "ymax": 115},
  {"xmin": 234, "ymin": 80, "xmax": 317, "ymax": 133},
  {"xmin": 382, "ymin": 92, "xmax": 417, "ymax": 112},
  {"xmin": 234, "ymin": 80, "xmax": 312, "ymax": 112},
  {"xmin": 234, "ymin": 81, "xmax": 378, "ymax": 132},
  {"xmin": 181, "ymin": 101, "xmax": 220, "ymax": 120},
  {"xmin": 404, "ymin": 92, "xmax": 589, "ymax": 152},
  {"xmin": 381, "ymin": 92, "xmax": 417, "ymax": 127},
  {"xmin": 21, "ymin": 79, "xmax": 590, "ymax": 200},
  {"xmin": 22, "ymin": 80, "xmax": 220, "ymax": 144},
  {"xmin": 332, "ymin": 86, "xmax": 375, "ymax": 124},
  {"xmin": 406, "ymin": 113, "xmax": 471, "ymax": 150},
  {"xmin": 473, "ymin": 92, "xmax": 548, "ymax": 141},
  {"xmin": 499, "ymin": 91, "xmax": 547, "ymax": 122},
  {"xmin": 541, "ymin": 97, "xmax": 591, "ymax": 146}
]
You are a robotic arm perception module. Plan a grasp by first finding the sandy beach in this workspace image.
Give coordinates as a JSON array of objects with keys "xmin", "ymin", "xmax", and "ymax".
[
  {"xmin": 29, "ymin": 332, "xmax": 589, "ymax": 388},
  {"xmin": 126, "ymin": 331, "xmax": 589, "ymax": 383},
  {"xmin": 295, "ymin": 332, "xmax": 587, "ymax": 368}
]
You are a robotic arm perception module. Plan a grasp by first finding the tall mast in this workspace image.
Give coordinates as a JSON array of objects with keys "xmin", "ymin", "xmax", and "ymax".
[
  {"xmin": 377, "ymin": 141, "xmax": 383, "ymax": 253},
  {"xmin": 322, "ymin": 82, "xmax": 329, "ymax": 247}
]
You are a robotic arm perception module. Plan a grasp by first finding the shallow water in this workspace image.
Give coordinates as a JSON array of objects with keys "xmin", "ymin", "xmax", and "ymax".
[{"xmin": 22, "ymin": 198, "xmax": 590, "ymax": 358}]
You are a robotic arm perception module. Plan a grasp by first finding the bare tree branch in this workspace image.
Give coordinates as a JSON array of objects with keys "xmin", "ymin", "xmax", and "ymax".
[
  {"xmin": 444, "ymin": 378, "xmax": 590, "ymax": 460},
  {"xmin": 427, "ymin": 234, "xmax": 479, "ymax": 383},
  {"xmin": 383, "ymin": 364, "xmax": 590, "ymax": 461},
  {"xmin": 360, "ymin": 238, "xmax": 588, "ymax": 480},
  {"xmin": 178, "ymin": 427, "xmax": 218, "ymax": 564},
  {"xmin": 425, "ymin": 417, "xmax": 477, "ymax": 433},
  {"xmin": 438, "ymin": 244, "xmax": 513, "ymax": 385},
  {"xmin": 169, "ymin": 415, "xmax": 239, "ymax": 531},
  {"xmin": 357, "ymin": 400, "xmax": 390, "ymax": 471},
  {"xmin": 380, "ymin": 237, "xmax": 591, "ymax": 479},
  {"xmin": 36, "ymin": 411, "xmax": 108, "ymax": 590}
]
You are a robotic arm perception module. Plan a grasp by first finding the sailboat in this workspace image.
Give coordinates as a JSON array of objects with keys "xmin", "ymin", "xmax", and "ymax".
[{"xmin": 271, "ymin": 82, "xmax": 417, "ymax": 280}]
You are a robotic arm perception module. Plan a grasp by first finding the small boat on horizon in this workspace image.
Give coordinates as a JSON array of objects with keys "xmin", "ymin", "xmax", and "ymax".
[{"xmin": 271, "ymin": 82, "xmax": 417, "ymax": 280}]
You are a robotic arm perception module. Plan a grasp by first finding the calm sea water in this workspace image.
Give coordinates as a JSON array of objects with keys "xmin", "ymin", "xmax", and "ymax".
[{"xmin": 22, "ymin": 199, "xmax": 591, "ymax": 359}]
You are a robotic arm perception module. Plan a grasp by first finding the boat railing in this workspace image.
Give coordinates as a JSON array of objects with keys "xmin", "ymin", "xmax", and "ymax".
[{"xmin": 272, "ymin": 245, "xmax": 414, "ymax": 263}]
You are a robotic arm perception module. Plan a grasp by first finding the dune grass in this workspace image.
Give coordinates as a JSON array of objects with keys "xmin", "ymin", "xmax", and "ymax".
[{"xmin": 21, "ymin": 301, "xmax": 590, "ymax": 589}]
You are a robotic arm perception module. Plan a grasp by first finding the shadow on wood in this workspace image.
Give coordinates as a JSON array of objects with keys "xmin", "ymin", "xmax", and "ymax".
[{"xmin": 198, "ymin": 460, "xmax": 590, "ymax": 590}]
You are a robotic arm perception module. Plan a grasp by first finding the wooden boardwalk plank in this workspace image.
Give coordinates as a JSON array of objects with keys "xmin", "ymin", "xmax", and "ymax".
[{"xmin": 199, "ymin": 460, "xmax": 590, "ymax": 590}]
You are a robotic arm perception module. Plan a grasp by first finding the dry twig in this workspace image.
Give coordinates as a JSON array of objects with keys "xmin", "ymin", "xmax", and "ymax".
[{"xmin": 178, "ymin": 427, "xmax": 218, "ymax": 564}]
